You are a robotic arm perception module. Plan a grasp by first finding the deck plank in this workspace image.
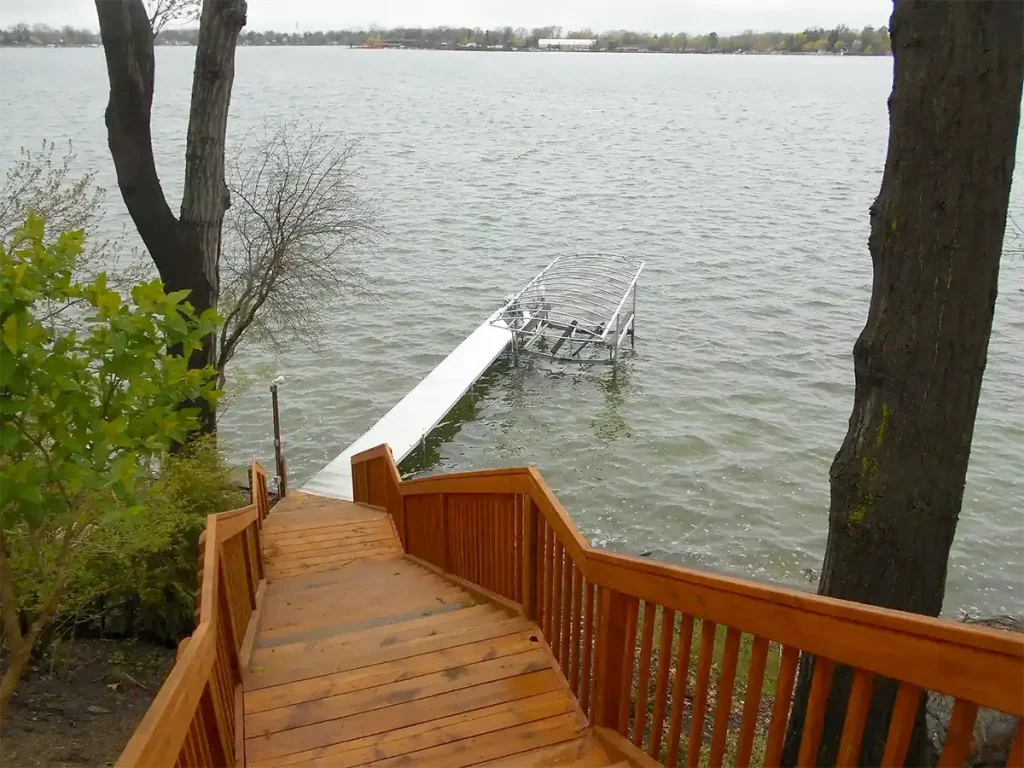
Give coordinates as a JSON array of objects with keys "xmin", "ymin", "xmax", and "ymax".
[
  {"xmin": 244, "ymin": 494, "xmax": 621, "ymax": 768},
  {"xmin": 253, "ymin": 692, "xmax": 574, "ymax": 768}
]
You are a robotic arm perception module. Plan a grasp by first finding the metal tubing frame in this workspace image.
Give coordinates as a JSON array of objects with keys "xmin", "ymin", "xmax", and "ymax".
[{"xmin": 495, "ymin": 254, "xmax": 644, "ymax": 364}]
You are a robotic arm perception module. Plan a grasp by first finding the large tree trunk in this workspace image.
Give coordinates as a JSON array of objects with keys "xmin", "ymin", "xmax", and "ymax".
[
  {"xmin": 96, "ymin": 0, "xmax": 247, "ymax": 435},
  {"xmin": 782, "ymin": 2, "xmax": 1023, "ymax": 766}
]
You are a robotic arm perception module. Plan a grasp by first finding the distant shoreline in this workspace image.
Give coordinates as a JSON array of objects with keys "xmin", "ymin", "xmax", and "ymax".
[{"xmin": 0, "ymin": 43, "xmax": 892, "ymax": 56}]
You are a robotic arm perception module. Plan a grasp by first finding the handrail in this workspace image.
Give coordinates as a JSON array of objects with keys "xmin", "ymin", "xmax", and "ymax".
[
  {"xmin": 116, "ymin": 462, "xmax": 272, "ymax": 768},
  {"xmin": 352, "ymin": 444, "xmax": 1024, "ymax": 767}
]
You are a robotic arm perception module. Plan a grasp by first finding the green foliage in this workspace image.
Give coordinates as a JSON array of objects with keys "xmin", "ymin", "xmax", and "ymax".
[
  {"xmin": 0, "ymin": 214, "xmax": 223, "ymax": 703},
  {"xmin": 0, "ymin": 213, "xmax": 220, "ymax": 526},
  {"xmin": 37, "ymin": 438, "xmax": 243, "ymax": 641}
]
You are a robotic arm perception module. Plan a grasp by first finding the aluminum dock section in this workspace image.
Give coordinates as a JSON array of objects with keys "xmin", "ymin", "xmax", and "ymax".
[{"xmin": 301, "ymin": 313, "xmax": 513, "ymax": 500}]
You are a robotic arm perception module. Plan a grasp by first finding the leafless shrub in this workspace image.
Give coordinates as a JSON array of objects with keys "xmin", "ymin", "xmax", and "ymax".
[
  {"xmin": 217, "ymin": 120, "xmax": 385, "ymax": 385},
  {"xmin": 146, "ymin": 0, "xmax": 200, "ymax": 35},
  {"xmin": 0, "ymin": 140, "xmax": 102, "ymax": 240},
  {"xmin": 0, "ymin": 140, "xmax": 149, "ymax": 323}
]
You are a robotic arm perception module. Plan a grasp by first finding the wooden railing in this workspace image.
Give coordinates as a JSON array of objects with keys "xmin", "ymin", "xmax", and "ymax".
[
  {"xmin": 116, "ymin": 462, "xmax": 272, "ymax": 768},
  {"xmin": 351, "ymin": 445, "xmax": 1024, "ymax": 768}
]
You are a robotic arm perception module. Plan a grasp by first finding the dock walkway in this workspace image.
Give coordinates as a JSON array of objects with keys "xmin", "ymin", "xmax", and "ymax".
[
  {"xmin": 302, "ymin": 317, "xmax": 513, "ymax": 500},
  {"xmin": 242, "ymin": 492, "xmax": 623, "ymax": 768}
]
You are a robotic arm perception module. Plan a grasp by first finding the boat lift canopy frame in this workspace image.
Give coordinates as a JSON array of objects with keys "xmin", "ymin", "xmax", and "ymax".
[{"xmin": 493, "ymin": 254, "xmax": 645, "ymax": 365}]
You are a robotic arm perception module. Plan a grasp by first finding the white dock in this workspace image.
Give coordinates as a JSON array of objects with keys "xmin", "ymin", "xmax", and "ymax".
[{"xmin": 301, "ymin": 312, "xmax": 513, "ymax": 500}]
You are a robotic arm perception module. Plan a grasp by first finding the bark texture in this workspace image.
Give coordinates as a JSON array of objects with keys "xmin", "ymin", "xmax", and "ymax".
[
  {"xmin": 95, "ymin": 0, "xmax": 247, "ymax": 434},
  {"xmin": 782, "ymin": 2, "xmax": 1023, "ymax": 766}
]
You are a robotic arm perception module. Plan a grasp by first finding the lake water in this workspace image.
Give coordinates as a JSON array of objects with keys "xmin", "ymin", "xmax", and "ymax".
[{"xmin": 1, "ymin": 48, "xmax": 1021, "ymax": 617}]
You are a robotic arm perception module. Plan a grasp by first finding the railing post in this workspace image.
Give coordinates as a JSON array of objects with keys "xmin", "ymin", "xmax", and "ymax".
[
  {"xmin": 522, "ymin": 495, "xmax": 539, "ymax": 621},
  {"xmin": 593, "ymin": 587, "xmax": 639, "ymax": 732}
]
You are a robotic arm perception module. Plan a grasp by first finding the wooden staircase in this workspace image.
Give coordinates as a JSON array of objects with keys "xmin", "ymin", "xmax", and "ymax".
[
  {"xmin": 116, "ymin": 455, "xmax": 1023, "ymax": 768},
  {"xmin": 243, "ymin": 492, "xmax": 640, "ymax": 768}
]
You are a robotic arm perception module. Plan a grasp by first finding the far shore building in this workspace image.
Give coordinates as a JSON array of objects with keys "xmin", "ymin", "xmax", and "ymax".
[{"xmin": 538, "ymin": 38, "xmax": 596, "ymax": 51}]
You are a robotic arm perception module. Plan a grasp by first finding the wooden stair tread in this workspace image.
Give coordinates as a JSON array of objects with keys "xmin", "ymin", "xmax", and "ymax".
[
  {"xmin": 478, "ymin": 734, "xmax": 613, "ymax": 766},
  {"xmin": 244, "ymin": 495, "xmax": 612, "ymax": 768}
]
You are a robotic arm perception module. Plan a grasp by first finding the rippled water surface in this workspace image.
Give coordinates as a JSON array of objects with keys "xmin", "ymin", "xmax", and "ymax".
[{"xmin": 2, "ymin": 48, "xmax": 1022, "ymax": 615}]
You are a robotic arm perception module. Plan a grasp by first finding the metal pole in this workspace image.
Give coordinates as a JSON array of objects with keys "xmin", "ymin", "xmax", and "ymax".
[
  {"xmin": 631, "ymin": 285, "xmax": 637, "ymax": 348},
  {"xmin": 270, "ymin": 384, "xmax": 286, "ymax": 497}
]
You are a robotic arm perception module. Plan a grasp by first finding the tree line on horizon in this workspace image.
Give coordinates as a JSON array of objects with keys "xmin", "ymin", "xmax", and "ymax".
[{"xmin": 1, "ymin": 22, "xmax": 891, "ymax": 54}]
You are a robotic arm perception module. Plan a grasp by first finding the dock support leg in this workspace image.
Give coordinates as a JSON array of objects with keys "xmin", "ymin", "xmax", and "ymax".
[
  {"xmin": 631, "ymin": 286, "xmax": 637, "ymax": 349},
  {"xmin": 270, "ymin": 383, "xmax": 286, "ymax": 497}
]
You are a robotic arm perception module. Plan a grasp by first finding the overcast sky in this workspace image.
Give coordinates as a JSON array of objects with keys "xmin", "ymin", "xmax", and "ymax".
[{"xmin": 1, "ymin": 0, "xmax": 893, "ymax": 35}]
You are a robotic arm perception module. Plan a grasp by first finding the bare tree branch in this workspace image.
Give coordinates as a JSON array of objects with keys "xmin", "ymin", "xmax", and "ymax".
[
  {"xmin": 1007, "ymin": 211, "xmax": 1023, "ymax": 259},
  {"xmin": 0, "ymin": 140, "xmax": 102, "ymax": 240},
  {"xmin": 217, "ymin": 120, "xmax": 386, "ymax": 384},
  {"xmin": 0, "ymin": 140, "xmax": 151, "ymax": 326},
  {"xmin": 146, "ymin": 0, "xmax": 200, "ymax": 35}
]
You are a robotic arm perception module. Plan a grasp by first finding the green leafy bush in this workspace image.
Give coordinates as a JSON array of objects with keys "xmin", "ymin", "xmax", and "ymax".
[
  {"xmin": 40, "ymin": 438, "xmax": 247, "ymax": 642},
  {"xmin": 0, "ymin": 214, "xmax": 221, "ymax": 711}
]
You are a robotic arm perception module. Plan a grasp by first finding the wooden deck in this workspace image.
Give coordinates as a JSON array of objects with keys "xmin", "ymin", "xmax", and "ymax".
[{"xmin": 242, "ymin": 492, "xmax": 625, "ymax": 768}]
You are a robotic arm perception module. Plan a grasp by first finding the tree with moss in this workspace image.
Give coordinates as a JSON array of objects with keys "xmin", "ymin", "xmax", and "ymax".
[
  {"xmin": 782, "ymin": 2, "xmax": 1023, "ymax": 764},
  {"xmin": 0, "ymin": 215, "xmax": 220, "ymax": 717}
]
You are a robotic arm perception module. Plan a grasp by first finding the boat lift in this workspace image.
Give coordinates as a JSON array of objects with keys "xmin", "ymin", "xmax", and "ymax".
[
  {"xmin": 302, "ymin": 253, "xmax": 643, "ymax": 499},
  {"xmin": 495, "ymin": 254, "xmax": 645, "ymax": 367}
]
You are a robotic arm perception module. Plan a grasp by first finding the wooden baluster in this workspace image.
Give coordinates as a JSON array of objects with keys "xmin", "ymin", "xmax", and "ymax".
[
  {"xmin": 476, "ymin": 500, "xmax": 484, "ymax": 583},
  {"xmin": 511, "ymin": 498, "xmax": 519, "ymax": 602},
  {"xmin": 522, "ymin": 496, "xmax": 539, "ymax": 621},
  {"xmin": 200, "ymin": 679, "xmax": 230, "ymax": 766},
  {"xmin": 496, "ymin": 498, "xmax": 504, "ymax": 594},
  {"xmin": 708, "ymin": 627, "xmax": 742, "ymax": 767},
  {"xmin": 551, "ymin": 539, "xmax": 564, "ymax": 658},
  {"xmin": 454, "ymin": 497, "xmax": 463, "ymax": 579},
  {"xmin": 180, "ymin": 725, "xmax": 197, "ymax": 767},
  {"xmin": 240, "ymin": 527, "xmax": 256, "ymax": 610},
  {"xmin": 517, "ymin": 496, "xmax": 524, "ymax": 603},
  {"xmin": 938, "ymin": 699, "xmax": 979, "ymax": 768},
  {"xmin": 593, "ymin": 588, "xmax": 639, "ymax": 734},
  {"xmin": 511, "ymin": 498, "xmax": 520, "ymax": 602},
  {"xmin": 505, "ymin": 498, "xmax": 515, "ymax": 598},
  {"xmin": 580, "ymin": 581, "xmax": 595, "ymax": 718},
  {"xmin": 836, "ymin": 668, "xmax": 875, "ymax": 768},
  {"xmin": 542, "ymin": 523, "xmax": 553, "ymax": 639},
  {"xmin": 734, "ymin": 635, "xmax": 769, "ymax": 768},
  {"xmin": 617, "ymin": 595, "xmax": 640, "ymax": 735},
  {"xmin": 440, "ymin": 494, "xmax": 449, "ymax": 571},
  {"xmin": 560, "ymin": 553, "xmax": 572, "ymax": 674},
  {"xmin": 797, "ymin": 656, "xmax": 836, "ymax": 767},
  {"xmin": 463, "ymin": 500, "xmax": 471, "ymax": 582},
  {"xmin": 252, "ymin": 516, "xmax": 264, "ymax": 581},
  {"xmin": 479, "ymin": 499, "xmax": 487, "ymax": 581},
  {"xmin": 685, "ymin": 620, "xmax": 717, "ymax": 768},
  {"xmin": 514, "ymin": 499, "xmax": 521, "ymax": 599},
  {"xmin": 763, "ymin": 645, "xmax": 800, "ymax": 767},
  {"xmin": 880, "ymin": 682, "xmax": 922, "ymax": 767},
  {"xmin": 632, "ymin": 604, "xmax": 657, "ymax": 748},
  {"xmin": 489, "ymin": 498, "xmax": 498, "ymax": 591},
  {"xmin": 665, "ymin": 614, "xmax": 696, "ymax": 767},
  {"xmin": 485, "ymin": 497, "xmax": 495, "ymax": 591},
  {"xmin": 649, "ymin": 607, "xmax": 676, "ymax": 759},
  {"xmin": 569, "ymin": 565, "xmax": 583, "ymax": 694},
  {"xmin": 489, "ymin": 497, "xmax": 497, "ymax": 591},
  {"xmin": 450, "ymin": 501, "xmax": 460, "ymax": 579}
]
